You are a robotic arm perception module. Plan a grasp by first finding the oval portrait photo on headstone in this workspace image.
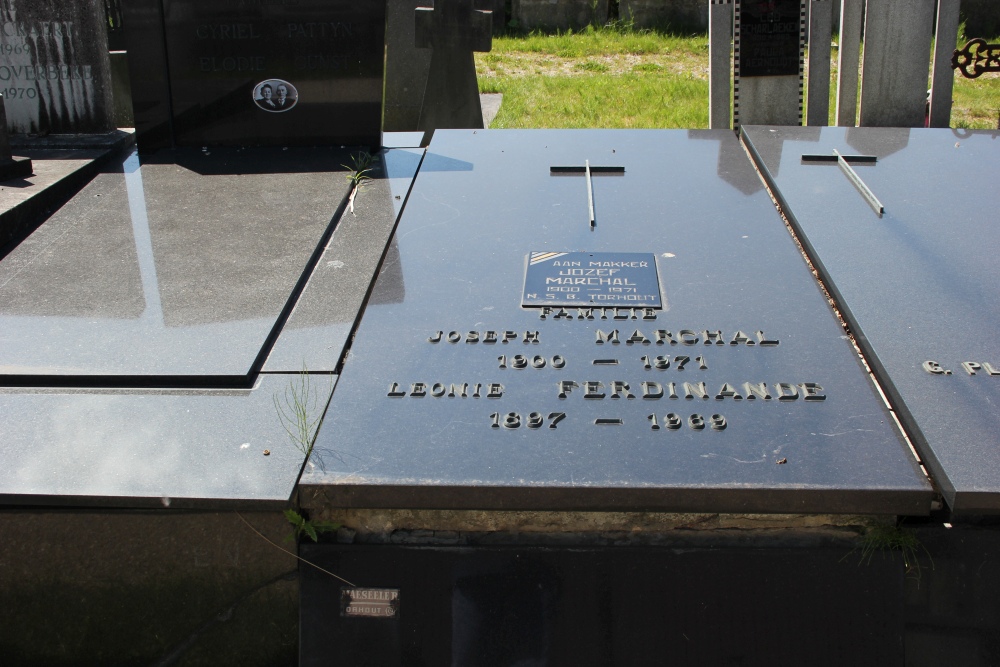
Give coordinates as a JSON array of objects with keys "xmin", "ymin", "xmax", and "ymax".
[{"xmin": 253, "ymin": 79, "xmax": 298, "ymax": 112}]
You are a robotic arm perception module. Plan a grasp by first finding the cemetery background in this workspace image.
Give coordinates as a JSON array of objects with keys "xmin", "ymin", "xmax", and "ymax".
[
  {"xmin": 0, "ymin": 0, "xmax": 998, "ymax": 665},
  {"xmin": 474, "ymin": 24, "xmax": 1000, "ymax": 130}
]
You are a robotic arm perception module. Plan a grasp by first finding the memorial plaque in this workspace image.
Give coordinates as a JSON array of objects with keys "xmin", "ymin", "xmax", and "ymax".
[
  {"xmin": 124, "ymin": 0, "xmax": 385, "ymax": 149},
  {"xmin": 521, "ymin": 252, "xmax": 661, "ymax": 308},
  {"xmin": 302, "ymin": 129, "xmax": 932, "ymax": 515},
  {"xmin": 738, "ymin": 0, "xmax": 801, "ymax": 77},
  {"xmin": 742, "ymin": 126, "xmax": 1000, "ymax": 515}
]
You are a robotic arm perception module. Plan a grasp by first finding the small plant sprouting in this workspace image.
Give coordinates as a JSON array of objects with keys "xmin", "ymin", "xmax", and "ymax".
[
  {"xmin": 845, "ymin": 521, "xmax": 934, "ymax": 584},
  {"xmin": 343, "ymin": 151, "xmax": 379, "ymax": 215},
  {"xmin": 284, "ymin": 508, "xmax": 341, "ymax": 543},
  {"xmin": 273, "ymin": 366, "xmax": 325, "ymax": 458}
]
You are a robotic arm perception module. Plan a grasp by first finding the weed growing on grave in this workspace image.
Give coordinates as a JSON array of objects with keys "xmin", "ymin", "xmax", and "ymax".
[
  {"xmin": 283, "ymin": 508, "xmax": 341, "ymax": 543},
  {"xmin": 273, "ymin": 367, "xmax": 326, "ymax": 459},
  {"xmin": 343, "ymin": 150, "xmax": 378, "ymax": 187},
  {"xmin": 844, "ymin": 521, "xmax": 933, "ymax": 585},
  {"xmin": 342, "ymin": 150, "xmax": 379, "ymax": 214}
]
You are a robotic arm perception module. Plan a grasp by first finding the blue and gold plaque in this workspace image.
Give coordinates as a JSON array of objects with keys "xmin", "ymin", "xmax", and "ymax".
[{"xmin": 521, "ymin": 251, "xmax": 662, "ymax": 308}]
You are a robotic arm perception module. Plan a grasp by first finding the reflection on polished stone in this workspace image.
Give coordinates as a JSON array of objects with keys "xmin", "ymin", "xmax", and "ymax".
[
  {"xmin": 0, "ymin": 373, "xmax": 332, "ymax": 506},
  {"xmin": 0, "ymin": 147, "xmax": 354, "ymax": 378},
  {"xmin": 742, "ymin": 126, "xmax": 1000, "ymax": 514}
]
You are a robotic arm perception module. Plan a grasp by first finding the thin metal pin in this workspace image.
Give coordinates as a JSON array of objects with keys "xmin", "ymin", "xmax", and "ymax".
[
  {"xmin": 585, "ymin": 159, "xmax": 595, "ymax": 227},
  {"xmin": 834, "ymin": 149, "xmax": 884, "ymax": 218}
]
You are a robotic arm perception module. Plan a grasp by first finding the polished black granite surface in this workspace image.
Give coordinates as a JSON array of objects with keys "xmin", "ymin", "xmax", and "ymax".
[
  {"xmin": 124, "ymin": 0, "xmax": 386, "ymax": 150},
  {"xmin": 0, "ymin": 374, "xmax": 335, "ymax": 508},
  {"xmin": 263, "ymin": 148, "xmax": 423, "ymax": 373},
  {"xmin": 0, "ymin": 147, "xmax": 353, "ymax": 380},
  {"xmin": 302, "ymin": 129, "xmax": 932, "ymax": 514},
  {"xmin": 0, "ymin": 146, "xmax": 423, "ymax": 507},
  {"xmin": 742, "ymin": 126, "xmax": 1000, "ymax": 514}
]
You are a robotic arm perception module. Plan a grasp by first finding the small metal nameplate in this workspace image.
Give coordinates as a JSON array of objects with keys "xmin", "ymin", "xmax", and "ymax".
[
  {"xmin": 341, "ymin": 587, "xmax": 400, "ymax": 618},
  {"xmin": 522, "ymin": 251, "xmax": 661, "ymax": 308}
]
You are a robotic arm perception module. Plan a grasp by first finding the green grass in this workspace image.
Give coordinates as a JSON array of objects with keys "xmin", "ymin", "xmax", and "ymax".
[
  {"xmin": 487, "ymin": 73, "xmax": 707, "ymax": 129},
  {"xmin": 479, "ymin": 27, "xmax": 1000, "ymax": 130}
]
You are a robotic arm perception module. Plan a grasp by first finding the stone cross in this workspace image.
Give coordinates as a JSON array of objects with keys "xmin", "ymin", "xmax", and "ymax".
[
  {"xmin": 0, "ymin": 96, "xmax": 32, "ymax": 181},
  {"xmin": 415, "ymin": 0, "xmax": 493, "ymax": 143}
]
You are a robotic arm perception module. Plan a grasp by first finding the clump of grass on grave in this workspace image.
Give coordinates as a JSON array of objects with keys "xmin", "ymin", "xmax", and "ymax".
[
  {"xmin": 273, "ymin": 367, "xmax": 325, "ymax": 458},
  {"xmin": 342, "ymin": 150, "xmax": 379, "ymax": 214},
  {"xmin": 844, "ymin": 521, "xmax": 933, "ymax": 584}
]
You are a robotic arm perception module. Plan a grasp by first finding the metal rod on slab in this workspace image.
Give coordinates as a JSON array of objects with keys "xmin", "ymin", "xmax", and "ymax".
[
  {"xmin": 834, "ymin": 149, "xmax": 884, "ymax": 217},
  {"xmin": 585, "ymin": 159, "xmax": 595, "ymax": 227}
]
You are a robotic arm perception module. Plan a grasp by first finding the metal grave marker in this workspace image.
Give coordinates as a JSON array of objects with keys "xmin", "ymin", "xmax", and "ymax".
[
  {"xmin": 743, "ymin": 125, "xmax": 1000, "ymax": 515},
  {"xmin": 521, "ymin": 252, "xmax": 661, "ymax": 308},
  {"xmin": 301, "ymin": 129, "xmax": 931, "ymax": 515}
]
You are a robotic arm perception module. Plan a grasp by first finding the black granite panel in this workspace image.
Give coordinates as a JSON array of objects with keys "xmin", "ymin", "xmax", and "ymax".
[
  {"xmin": 302, "ymin": 129, "xmax": 931, "ymax": 514},
  {"xmin": 160, "ymin": 0, "xmax": 385, "ymax": 148},
  {"xmin": 263, "ymin": 148, "xmax": 423, "ymax": 373},
  {"xmin": 301, "ymin": 542, "xmax": 904, "ymax": 666},
  {"xmin": 0, "ymin": 373, "xmax": 334, "ymax": 507},
  {"xmin": 742, "ymin": 126, "xmax": 1000, "ymax": 514},
  {"xmin": 0, "ymin": 147, "xmax": 352, "ymax": 379},
  {"xmin": 122, "ymin": 0, "xmax": 175, "ymax": 152}
]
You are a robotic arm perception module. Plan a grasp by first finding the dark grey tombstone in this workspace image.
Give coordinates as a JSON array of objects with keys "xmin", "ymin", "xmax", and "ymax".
[
  {"xmin": 301, "ymin": 129, "xmax": 932, "ymax": 515},
  {"xmin": 742, "ymin": 125, "xmax": 1000, "ymax": 515},
  {"xmin": 415, "ymin": 0, "xmax": 492, "ymax": 143},
  {"xmin": 0, "ymin": 0, "xmax": 116, "ymax": 136},
  {"xmin": 0, "ymin": 96, "xmax": 31, "ymax": 180},
  {"xmin": 386, "ymin": 0, "xmax": 502, "ymax": 133},
  {"xmin": 385, "ymin": 0, "xmax": 434, "ymax": 132},
  {"xmin": 122, "ymin": 0, "xmax": 386, "ymax": 151}
]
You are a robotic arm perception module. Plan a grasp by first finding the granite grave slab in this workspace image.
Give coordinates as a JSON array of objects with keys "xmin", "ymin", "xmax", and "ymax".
[
  {"xmin": 0, "ymin": 146, "xmax": 356, "ymax": 381},
  {"xmin": 0, "ymin": 373, "xmax": 330, "ymax": 508},
  {"xmin": 263, "ymin": 148, "xmax": 424, "ymax": 373},
  {"xmin": 301, "ymin": 129, "xmax": 932, "ymax": 515},
  {"xmin": 742, "ymin": 126, "xmax": 1000, "ymax": 514}
]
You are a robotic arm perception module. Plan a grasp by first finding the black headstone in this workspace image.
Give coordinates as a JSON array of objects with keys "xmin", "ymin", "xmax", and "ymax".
[
  {"xmin": 123, "ymin": 0, "xmax": 386, "ymax": 151},
  {"xmin": 301, "ymin": 129, "xmax": 932, "ymax": 515},
  {"xmin": 743, "ymin": 125, "xmax": 1000, "ymax": 515}
]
